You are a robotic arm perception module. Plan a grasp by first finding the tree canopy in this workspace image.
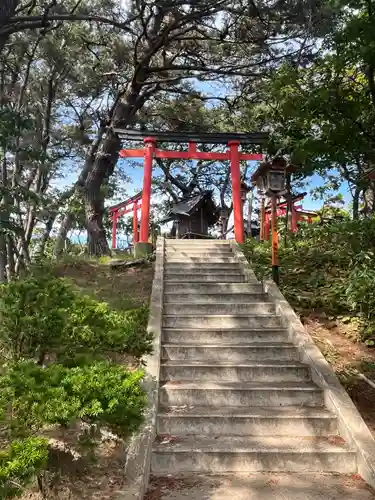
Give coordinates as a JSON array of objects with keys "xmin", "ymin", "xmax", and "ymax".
[{"xmin": 0, "ymin": 0, "xmax": 374, "ymax": 269}]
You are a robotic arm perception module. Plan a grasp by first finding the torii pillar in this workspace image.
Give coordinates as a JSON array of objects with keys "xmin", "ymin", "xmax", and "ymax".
[{"xmin": 135, "ymin": 137, "xmax": 156, "ymax": 257}]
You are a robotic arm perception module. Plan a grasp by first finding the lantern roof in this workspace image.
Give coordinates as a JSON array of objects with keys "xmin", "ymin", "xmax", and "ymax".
[{"xmin": 250, "ymin": 157, "xmax": 295, "ymax": 185}]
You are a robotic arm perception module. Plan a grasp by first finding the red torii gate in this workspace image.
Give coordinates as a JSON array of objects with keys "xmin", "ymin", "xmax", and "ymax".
[
  {"xmin": 115, "ymin": 129, "xmax": 268, "ymax": 246},
  {"xmin": 262, "ymin": 193, "xmax": 316, "ymax": 240},
  {"xmin": 108, "ymin": 191, "xmax": 142, "ymax": 249}
]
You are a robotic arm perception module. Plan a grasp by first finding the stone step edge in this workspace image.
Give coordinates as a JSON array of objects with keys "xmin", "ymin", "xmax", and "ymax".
[
  {"xmin": 161, "ymin": 381, "xmax": 320, "ymax": 390},
  {"xmin": 164, "ymin": 283, "xmax": 261, "ymax": 286},
  {"xmin": 160, "ymin": 361, "xmax": 306, "ymax": 367},
  {"xmin": 157, "ymin": 407, "xmax": 336, "ymax": 418},
  {"xmin": 162, "ymin": 328, "xmax": 288, "ymax": 334},
  {"xmin": 162, "ymin": 314, "xmax": 281, "ymax": 318},
  {"xmin": 164, "ymin": 291, "xmax": 265, "ymax": 295},
  {"xmin": 162, "ymin": 342, "xmax": 294, "ymax": 347},
  {"xmin": 164, "ymin": 302, "xmax": 273, "ymax": 305},
  {"xmin": 152, "ymin": 437, "xmax": 354, "ymax": 453}
]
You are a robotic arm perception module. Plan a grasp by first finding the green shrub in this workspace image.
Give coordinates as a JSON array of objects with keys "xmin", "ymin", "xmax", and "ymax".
[
  {"xmin": 0, "ymin": 361, "xmax": 147, "ymax": 438},
  {"xmin": 64, "ymin": 298, "xmax": 152, "ymax": 363},
  {"xmin": 244, "ymin": 219, "xmax": 375, "ymax": 341},
  {"xmin": 0, "ymin": 437, "xmax": 48, "ymax": 498},
  {"xmin": 0, "ymin": 274, "xmax": 152, "ymax": 364},
  {"xmin": 0, "ymin": 274, "xmax": 75, "ymax": 363},
  {"xmin": 0, "ymin": 270, "xmax": 151, "ymax": 498}
]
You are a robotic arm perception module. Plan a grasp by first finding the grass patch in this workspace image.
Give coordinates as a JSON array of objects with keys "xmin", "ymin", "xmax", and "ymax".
[{"xmin": 53, "ymin": 259, "xmax": 154, "ymax": 311}]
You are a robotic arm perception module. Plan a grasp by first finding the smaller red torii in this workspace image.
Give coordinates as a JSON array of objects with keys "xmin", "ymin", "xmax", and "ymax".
[
  {"xmin": 108, "ymin": 191, "xmax": 142, "ymax": 249},
  {"xmin": 262, "ymin": 193, "xmax": 317, "ymax": 240}
]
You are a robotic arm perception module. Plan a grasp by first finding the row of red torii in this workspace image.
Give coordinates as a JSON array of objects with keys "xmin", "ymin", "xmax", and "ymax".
[
  {"xmin": 108, "ymin": 130, "xmax": 314, "ymax": 248},
  {"xmin": 261, "ymin": 194, "xmax": 317, "ymax": 240}
]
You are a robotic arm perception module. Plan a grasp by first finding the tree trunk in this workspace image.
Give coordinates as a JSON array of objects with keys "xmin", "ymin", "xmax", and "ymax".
[
  {"xmin": 352, "ymin": 186, "xmax": 361, "ymax": 220},
  {"xmin": 364, "ymin": 185, "xmax": 375, "ymax": 217},
  {"xmin": 83, "ymin": 129, "xmax": 121, "ymax": 255},
  {"xmin": 6, "ymin": 233, "xmax": 15, "ymax": 279},
  {"xmin": 85, "ymin": 195, "xmax": 111, "ymax": 256},
  {"xmin": 37, "ymin": 214, "xmax": 56, "ymax": 259},
  {"xmin": 0, "ymin": 0, "xmax": 19, "ymax": 54},
  {"xmin": 0, "ymin": 231, "xmax": 6, "ymax": 283},
  {"xmin": 0, "ymin": 154, "xmax": 8, "ymax": 282},
  {"xmin": 54, "ymin": 212, "xmax": 75, "ymax": 257}
]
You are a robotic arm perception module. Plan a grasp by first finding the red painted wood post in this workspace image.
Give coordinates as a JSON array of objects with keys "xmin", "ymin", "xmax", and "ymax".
[
  {"xmin": 259, "ymin": 198, "xmax": 265, "ymax": 241},
  {"xmin": 291, "ymin": 202, "xmax": 298, "ymax": 232},
  {"xmin": 271, "ymin": 195, "xmax": 280, "ymax": 284},
  {"xmin": 265, "ymin": 212, "xmax": 270, "ymax": 240},
  {"xmin": 111, "ymin": 212, "xmax": 118, "ymax": 249},
  {"xmin": 140, "ymin": 137, "xmax": 156, "ymax": 243},
  {"xmin": 228, "ymin": 141, "xmax": 245, "ymax": 244},
  {"xmin": 133, "ymin": 202, "xmax": 139, "ymax": 243}
]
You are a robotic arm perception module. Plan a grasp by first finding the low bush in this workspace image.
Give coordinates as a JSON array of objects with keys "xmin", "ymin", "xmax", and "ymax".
[
  {"xmin": 244, "ymin": 218, "xmax": 375, "ymax": 342},
  {"xmin": 0, "ymin": 270, "xmax": 151, "ymax": 497},
  {"xmin": 0, "ymin": 437, "xmax": 49, "ymax": 498},
  {"xmin": 0, "ymin": 273, "xmax": 152, "ymax": 364},
  {"xmin": 0, "ymin": 361, "xmax": 146, "ymax": 438}
]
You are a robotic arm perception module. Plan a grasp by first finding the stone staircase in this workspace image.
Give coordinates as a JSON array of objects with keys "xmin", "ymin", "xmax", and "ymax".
[{"xmin": 151, "ymin": 239, "xmax": 357, "ymax": 476}]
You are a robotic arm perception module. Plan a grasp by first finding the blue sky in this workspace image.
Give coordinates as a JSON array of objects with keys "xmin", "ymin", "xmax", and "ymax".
[
  {"xmin": 57, "ymin": 152, "xmax": 352, "ymax": 218},
  {"xmin": 61, "ymin": 150, "xmax": 351, "ymax": 246},
  {"xmin": 114, "ymin": 158, "xmax": 352, "ymax": 212}
]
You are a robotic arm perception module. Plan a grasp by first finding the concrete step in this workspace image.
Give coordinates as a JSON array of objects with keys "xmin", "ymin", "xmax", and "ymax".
[
  {"xmin": 166, "ymin": 248, "xmax": 234, "ymax": 255},
  {"xmin": 164, "ymin": 293, "xmax": 267, "ymax": 303},
  {"xmin": 146, "ymin": 472, "xmax": 375, "ymax": 500},
  {"xmin": 162, "ymin": 315, "xmax": 282, "ymax": 329},
  {"xmin": 152, "ymin": 435, "xmax": 356, "ymax": 473},
  {"xmin": 165, "ymin": 256, "xmax": 238, "ymax": 263},
  {"xmin": 164, "ymin": 302, "xmax": 275, "ymax": 315},
  {"xmin": 166, "ymin": 241, "xmax": 231, "ymax": 247},
  {"xmin": 165, "ymin": 269, "xmax": 243, "ymax": 278},
  {"xmin": 160, "ymin": 362, "xmax": 310, "ymax": 384},
  {"xmin": 166, "ymin": 253, "xmax": 235, "ymax": 261},
  {"xmin": 164, "ymin": 283, "xmax": 262, "ymax": 294},
  {"xmin": 165, "ymin": 263, "xmax": 241, "ymax": 271},
  {"xmin": 157, "ymin": 406, "xmax": 338, "ymax": 436},
  {"xmin": 162, "ymin": 328, "xmax": 289, "ymax": 344},
  {"xmin": 160, "ymin": 360, "xmax": 310, "ymax": 383},
  {"xmin": 160, "ymin": 381, "xmax": 324, "ymax": 407},
  {"xmin": 165, "ymin": 275, "xmax": 246, "ymax": 283},
  {"xmin": 161, "ymin": 343, "xmax": 299, "ymax": 361}
]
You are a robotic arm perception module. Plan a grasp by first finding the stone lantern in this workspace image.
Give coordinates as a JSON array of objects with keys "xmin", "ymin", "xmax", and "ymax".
[
  {"xmin": 250, "ymin": 156, "xmax": 293, "ymax": 285},
  {"xmin": 252, "ymin": 157, "xmax": 288, "ymax": 196}
]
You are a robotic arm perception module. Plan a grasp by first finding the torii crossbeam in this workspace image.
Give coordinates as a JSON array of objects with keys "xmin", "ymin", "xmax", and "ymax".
[{"xmin": 115, "ymin": 129, "xmax": 268, "ymax": 248}]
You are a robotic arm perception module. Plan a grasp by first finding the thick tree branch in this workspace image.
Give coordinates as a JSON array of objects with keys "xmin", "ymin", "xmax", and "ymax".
[{"xmin": 1, "ymin": 13, "xmax": 134, "ymax": 38}]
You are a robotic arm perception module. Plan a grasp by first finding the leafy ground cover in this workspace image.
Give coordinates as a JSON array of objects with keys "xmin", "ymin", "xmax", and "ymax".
[
  {"xmin": 243, "ymin": 219, "xmax": 375, "ymax": 436},
  {"xmin": 0, "ymin": 260, "xmax": 154, "ymax": 499}
]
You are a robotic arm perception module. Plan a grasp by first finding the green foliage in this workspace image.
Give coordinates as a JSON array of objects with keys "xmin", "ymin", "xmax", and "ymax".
[
  {"xmin": 0, "ymin": 269, "xmax": 151, "ymax": 497},
  {"xmin": 346, "ymin": 252, "xmax": 375, "ymax": 320},
  {"xmin": 0, "ymin": 273, "xmax": 76, "ymax": 363},
  {"xmin": 0, "ymin": 361, "xmax": 146, "ymax": 438},
  {"xmin": 0, "ymin": 272, "xmax": 152, "ymax": 363},
  {"xmin": 0, "ymin": 437, "xmax": 49, "ymax": 498},
  {"xmin": 244, "ymin": 219, "xmax": 375, "ymax": 341}
]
